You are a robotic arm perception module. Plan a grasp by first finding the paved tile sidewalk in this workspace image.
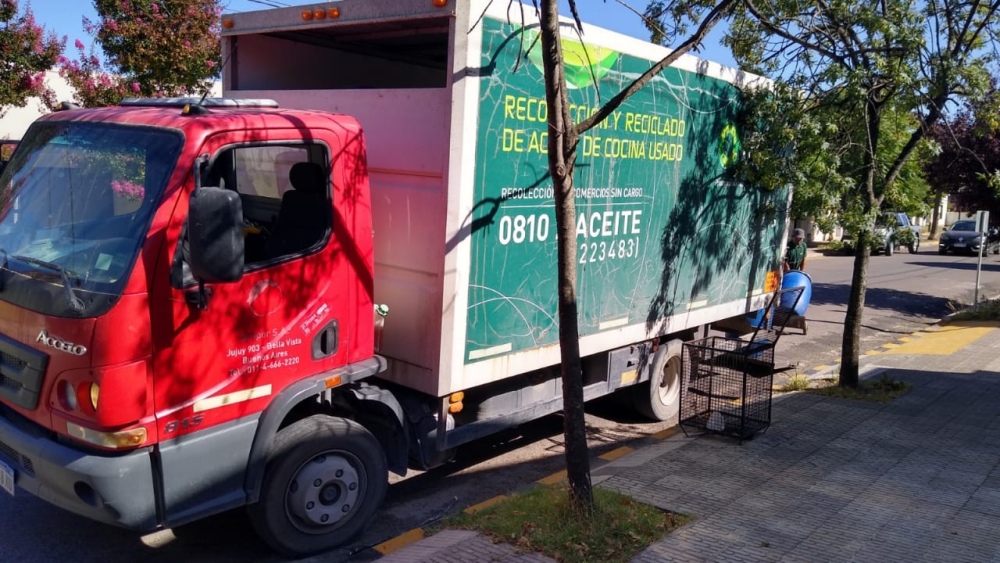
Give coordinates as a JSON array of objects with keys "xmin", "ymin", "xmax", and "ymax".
[{"xmin": 377, "ymin": 326, "xmax": 1000, "ymax": 563}]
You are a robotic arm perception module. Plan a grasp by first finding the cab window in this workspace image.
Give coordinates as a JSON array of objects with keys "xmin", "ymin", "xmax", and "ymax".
[{"xmin": 206, "ymin": 143, "xmax": 331, "ymax": 265}]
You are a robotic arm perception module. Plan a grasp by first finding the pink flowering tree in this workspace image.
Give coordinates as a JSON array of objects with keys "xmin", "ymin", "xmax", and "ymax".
[
  {"xmin": 0, "ymin": 0, "xmax": 64, "ymax": 117},
  {"xmin": 60, "ymin": 0, "xmax": 222, "ymax": 107}
]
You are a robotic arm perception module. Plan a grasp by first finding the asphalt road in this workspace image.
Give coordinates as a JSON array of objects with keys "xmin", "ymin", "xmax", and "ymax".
[
  {"xmin": 773, "ymin": 243, "xmax": 1000, "ymax": 374},
  {"xmin": 2, "ymin": 242, "xmax": 998, "ymax": 563}
]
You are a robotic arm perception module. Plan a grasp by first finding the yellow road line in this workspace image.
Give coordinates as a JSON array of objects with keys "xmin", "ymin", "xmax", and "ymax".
[
  {"xmin": 599, "ymin": 446, "xmax": 634, "ymax": 461},
  {"xmin": 652, "ymin": 427, "xmax": 681, "ymax": 440},
  {"xmin": 884, "ymin": 322, "xmax": 998, "ymax": 355},
  {"xmin": 537, "ymin": 470, "xmax": 567, "ymax": 485},
  {"xmin": 464, "ymin": 495, "xmax": 508, "ymax": 514},
  {"xmin": 373, "ymin": 528, "xmax": 425, "ymax": 555}
]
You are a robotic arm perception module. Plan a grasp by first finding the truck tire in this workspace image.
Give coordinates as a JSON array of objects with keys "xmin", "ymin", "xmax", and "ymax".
[
  {"xmin": 885, "ymin": 241, "xmax": 893, "ymax": 256},
  {"xmin": 248, "ymin": 416, "xmax": 388, "ymax": 557},
  {"xmin": 633, "ymin": 339, "xmax": 683, "ymax": 421},
  {"xmin": 909, "ymin": 240, "xmax": 919, "ymax": 253}
]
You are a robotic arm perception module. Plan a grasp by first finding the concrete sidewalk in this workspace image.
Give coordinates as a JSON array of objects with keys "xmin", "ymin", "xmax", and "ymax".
[{"xmin": 377, "ymin": 322, "xmax": 1000, "ymax": 563}]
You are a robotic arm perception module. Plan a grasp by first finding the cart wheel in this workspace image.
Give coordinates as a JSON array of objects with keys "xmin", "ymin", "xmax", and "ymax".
[
  {"xmin": 633, "ymin": 339, "xmax": 683, "ymax": 421},
  {"xmin": 248, "ymin": 416, "xmax": 388, "ymax": 557}
]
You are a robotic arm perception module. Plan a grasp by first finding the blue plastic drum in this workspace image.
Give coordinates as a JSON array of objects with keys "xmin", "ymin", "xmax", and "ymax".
[{"xmin": 781, "ymin": 270, "xmax": 812, "ymax": 317}]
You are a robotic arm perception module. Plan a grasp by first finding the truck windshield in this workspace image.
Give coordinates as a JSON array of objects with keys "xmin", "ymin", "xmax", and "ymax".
[{"xmin": 0, "ymin": 121, "xmax": 182, "ymax": 317}]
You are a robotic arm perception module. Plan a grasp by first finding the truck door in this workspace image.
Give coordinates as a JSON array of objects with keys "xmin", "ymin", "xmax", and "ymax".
[{"xmin": 153, "ymin": 134, "xmax": 352, "ymax": 434}]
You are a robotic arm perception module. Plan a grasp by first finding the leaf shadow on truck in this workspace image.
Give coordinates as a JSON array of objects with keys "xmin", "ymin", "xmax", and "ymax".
[{"xmin": 645, "ymin": 88, "xmax": 782, "ymax": 333}]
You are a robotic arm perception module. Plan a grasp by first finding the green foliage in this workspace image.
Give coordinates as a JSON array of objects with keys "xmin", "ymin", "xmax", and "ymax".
[
  {"xmin": 644, "ymin": 0, "xmax": 1000, "ymax": 388},
  {"xmin": 442, "ymin": 484, "xmax": 690, "ymax": 563},
  {"xmin": 779, "ymin": 374, "xmax": 810, "ymax": 392},
  {"xmin": 893, "ymin": 226, "xmax": 916, "ymax": 247},
  {"xmin": 59, "ymin": 0, "xmax": 222, "ymax": 106},
  {"xmin": 949, "ymin": 301, "xmax": 1000, "ymax": 322},
  {"xmin": 0, "ymin": 0, "xmax": 64, "ymax": 117},
  {"xmin": 731, "ymin": 85, "xmax": 848, "ymax": 221}
]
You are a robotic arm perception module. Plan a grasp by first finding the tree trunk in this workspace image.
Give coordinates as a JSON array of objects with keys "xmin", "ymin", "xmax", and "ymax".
[
  {"xmin": 539, "ymin": 0, "xmax": 592, "ymax": 512},
  {"xmin": 839, "ymin": 231, "xmax": 870, "ymax": 387},
  {"xmin": 840, "ymin": 98, "xmax": 881, "ymax": 388},
  {"xmin": 930, "ymin": 191, "xmax": 943, "ymax": 240}
]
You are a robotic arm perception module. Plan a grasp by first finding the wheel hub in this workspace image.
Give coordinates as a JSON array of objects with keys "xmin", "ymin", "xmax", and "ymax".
[
  {"xmin": 286, "ymin": 453, "xmax": 362, "ymax": 530},
  {"xmin": 657, "ymin": 355, "xmax": 681, "ymax": 405}
]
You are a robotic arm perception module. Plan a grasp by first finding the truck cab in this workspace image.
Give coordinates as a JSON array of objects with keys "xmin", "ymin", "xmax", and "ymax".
[{"xmin": 0, "ymin": 98, "xmax": 386, "ymax": 552}]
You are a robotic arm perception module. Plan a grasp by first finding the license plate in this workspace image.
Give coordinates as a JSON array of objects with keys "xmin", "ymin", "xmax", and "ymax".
[
  {"xmin": 0, "ymin": 460, "xmax": 13, "ymax": 496},
  {"xmin": 954, "ymin": 243, "xmax": 966, "ymax": 248}
]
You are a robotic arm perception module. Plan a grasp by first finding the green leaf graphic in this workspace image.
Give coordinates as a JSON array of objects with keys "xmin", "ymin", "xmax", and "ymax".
[{"xmin": 524, "ymin": 29, "xmax": 619, "ymax": 89}]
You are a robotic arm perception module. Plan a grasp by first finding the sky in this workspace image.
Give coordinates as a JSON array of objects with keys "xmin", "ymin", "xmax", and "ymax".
[{"xmin": 29, "ymin": 0, "xmax": 738, "ymax": 69}]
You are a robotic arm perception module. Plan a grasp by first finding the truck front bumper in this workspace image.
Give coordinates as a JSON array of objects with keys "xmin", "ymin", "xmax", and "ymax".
[{"xmin": 0, "ymin": 411, "xmax": 158, "ymax": 531}]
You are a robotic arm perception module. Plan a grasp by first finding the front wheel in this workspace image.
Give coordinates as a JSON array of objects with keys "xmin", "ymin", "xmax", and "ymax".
[
  {"xmin": 632, "ymin": 339, "xmax": 683, "ymax": 421},
  {"xmin": 885, "ymin": 241, "xmax": 894, "ymax": 256},
  {"xmin": 248, "ymin": 416, "xmax": 388, "ymax": 557},
  {"xmin": 939, "ymin": 247, "xmax": 948, "ymax": 255},
  {"xmin": 909, "ymin": 240, "xmax": 918, "ymax": 253}
]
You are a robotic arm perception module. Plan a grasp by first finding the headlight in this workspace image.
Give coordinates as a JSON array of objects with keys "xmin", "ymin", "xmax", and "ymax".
[{"xmin": 939, "ymin": 234, "xmax": 949, "ymax": 241}]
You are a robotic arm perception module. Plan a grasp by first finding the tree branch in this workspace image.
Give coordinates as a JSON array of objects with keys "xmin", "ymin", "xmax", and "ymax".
[{"xmin": 575, "ymin": 0, "xmax": 736, "ymax": 134}]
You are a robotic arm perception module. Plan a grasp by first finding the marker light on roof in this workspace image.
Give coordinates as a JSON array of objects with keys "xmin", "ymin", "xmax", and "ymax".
[
  {"xmin": 328, "ymin": 7, "xmax": 340, "ymax": 18},
  {"xmin": 301, "ymin": 9, "xmax": 313, "ymax": 20}
]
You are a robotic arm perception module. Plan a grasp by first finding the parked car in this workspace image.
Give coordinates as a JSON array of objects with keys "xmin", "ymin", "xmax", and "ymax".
[
  {"xmin": 841, "ymin": 212, "xmax": 919, "ymax": 256},
  {"xmin": 938, "ymin": 219, "xmax": 997, "ymax": 255}
]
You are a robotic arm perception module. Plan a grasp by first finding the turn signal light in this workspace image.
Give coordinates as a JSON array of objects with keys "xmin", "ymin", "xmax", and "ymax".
[
  {"xmin": 76, "ymin": 382, "xmax": 98, "ymax": 415},
  {"xmin": 764, "ymin": 270, "xmax": 780, "ymax": 293},
  {"xmin": 67, "ymin": 423, "xmax": 147, "ymax": 449}
]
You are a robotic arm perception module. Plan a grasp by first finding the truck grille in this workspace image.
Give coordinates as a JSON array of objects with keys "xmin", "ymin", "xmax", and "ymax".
[
  {"xmin": 0, "ymin": 334, "xmax": 48, "ymax": 411},
  {"xmin": 1, "ymin": 351, "xmax": 27, "ymax": 371},
  {"xmin": 0, "ymin": 437, "xmax": 34, "ymax": 475}
]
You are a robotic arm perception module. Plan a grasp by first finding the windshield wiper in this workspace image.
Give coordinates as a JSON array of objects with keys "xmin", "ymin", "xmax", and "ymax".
[{"xmin": 11, "ymin": 254, "xmax": 85, "ymax": 314}]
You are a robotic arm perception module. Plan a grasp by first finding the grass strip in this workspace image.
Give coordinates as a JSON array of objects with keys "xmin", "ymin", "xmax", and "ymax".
[{"xmin": 439, "ymin": 484, "xmax": 690, "ymax": 563}]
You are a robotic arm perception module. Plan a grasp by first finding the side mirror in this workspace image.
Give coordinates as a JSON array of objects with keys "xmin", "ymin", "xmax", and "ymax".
[{"xmin": 187, "ymin": 187, "xmax": 245, "ymax": 283}]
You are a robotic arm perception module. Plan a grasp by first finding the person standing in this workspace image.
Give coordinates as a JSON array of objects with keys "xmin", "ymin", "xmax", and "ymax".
[{"xmin": 784, "ymin": 228, "xmax": 807, "ymax": 271}]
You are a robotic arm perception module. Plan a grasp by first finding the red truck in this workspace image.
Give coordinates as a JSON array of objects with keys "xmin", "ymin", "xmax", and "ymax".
[{"xmin": 0, "ymin": 0, "xmax": 791, "ymax": 556}]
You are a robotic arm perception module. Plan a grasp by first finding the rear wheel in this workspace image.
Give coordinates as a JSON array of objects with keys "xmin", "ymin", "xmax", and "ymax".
[
  {"xmin": 633, "ymin": 339, "xmax": 683, "ymax": 421},
  {"xmin": 248, "ymin": 416, "xmax": 388, "ymax": 557}
]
